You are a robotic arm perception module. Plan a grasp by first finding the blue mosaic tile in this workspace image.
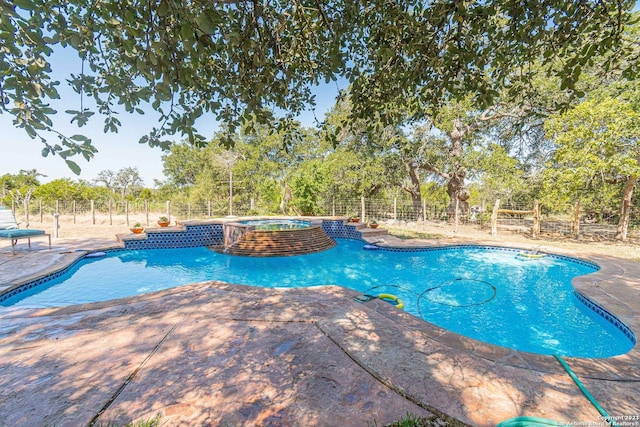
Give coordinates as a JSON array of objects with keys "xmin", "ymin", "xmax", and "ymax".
[
  {"xmin": 322, "ymin": 220, "xmax": 365, "ymax": 240},
  {"xmin": 123, "ymin": 224, "xmax": 224, "ymax": 250},
  {"xmin": 575, "ymin": 291, "xmax": 637, "ymax": 344},
  {"xmin": 0, "ymin": 249, "xmax": 123, "ymax": 303}
]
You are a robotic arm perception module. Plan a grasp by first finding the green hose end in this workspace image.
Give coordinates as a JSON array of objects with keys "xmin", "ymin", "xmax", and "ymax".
[{"xmin": 496, "ymin": 416, "xmax": 561, "ymax": 427}]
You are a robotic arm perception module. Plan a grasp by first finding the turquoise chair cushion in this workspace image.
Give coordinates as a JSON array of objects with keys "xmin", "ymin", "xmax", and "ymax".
[{"xmin": 0, "ymin": 229, "xmax": 46, "ymax": 238}]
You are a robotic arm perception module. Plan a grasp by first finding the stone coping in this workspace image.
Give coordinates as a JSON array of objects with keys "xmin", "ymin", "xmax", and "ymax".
[
  {"xmin": 221, "ymin": 220, "xmax": 325, "ymax": 235},
  {"xmin": 116, "ymin": 216, "xmax": 343, "ymax": 244},
  {"xmin": 178, "ymin": 215, "xmax": 342, "ymax": 227}
]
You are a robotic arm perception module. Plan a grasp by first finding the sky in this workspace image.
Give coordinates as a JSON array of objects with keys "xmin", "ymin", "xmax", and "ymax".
[{"xmin": 0, "ymin": 46, "xmax": 343, "ymax": 187}]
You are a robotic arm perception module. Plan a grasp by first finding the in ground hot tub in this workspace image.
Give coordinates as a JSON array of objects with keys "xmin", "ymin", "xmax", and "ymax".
[{"xmin": 221, "ymin": 218, "xmax": 335, "ymax": 256}]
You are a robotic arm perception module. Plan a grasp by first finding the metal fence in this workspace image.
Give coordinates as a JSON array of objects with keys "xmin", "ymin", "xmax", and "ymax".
[{"xmin": 6, "ymin": 197, "xmax": 639, "ymax": 242}]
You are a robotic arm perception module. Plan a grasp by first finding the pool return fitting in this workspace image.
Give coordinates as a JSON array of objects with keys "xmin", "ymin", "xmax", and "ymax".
[{"xmin": 497, "ymin": 355, "xmax": 618, "ymax": 427}]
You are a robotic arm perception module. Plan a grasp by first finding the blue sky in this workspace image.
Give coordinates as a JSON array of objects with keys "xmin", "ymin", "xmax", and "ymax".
[{"xmin": 0, "ymin": 46, "xmax": 343, "ymax": 187}]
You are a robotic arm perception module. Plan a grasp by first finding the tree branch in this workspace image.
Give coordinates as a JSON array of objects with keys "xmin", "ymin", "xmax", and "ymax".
[{"xmin": 419, "ymin": 163, "xmax": 450, "ymax": 179}]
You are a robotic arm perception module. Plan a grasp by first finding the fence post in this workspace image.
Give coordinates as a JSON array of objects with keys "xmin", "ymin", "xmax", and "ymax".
[
  {"xmin": 229, "ymin": 170, "xmax": 233, "ymax": 216},
  {"xmin": 39, "ymin": 199, "xmax": 43, "ymax": 223},
  {"xmin": 393, "ymin": 198, "xmax": 397, "ymax": 220},
  {"xmin": 454, "ymin": 197, "xmax": 459, "ymax": 233},
  {"xmin": 332, "ymin": 199, "xmax": 335, "ymax": 217},
  {"xmin": 491, "ymin": 199, "xmax": 500, "ymax": 237},
  {"xmin": 166, "ymin": 200, "xmax": 171, "ymax": 221},
  {"xmin": 108, "ymin": 200, "xmax": 113, "ymax": 225},
  {"xmin": 572, "ymin": 200, "xmax": 580, "ymax": 239},
  {"xmin": 532, "ymin": 200, "xmax": 540, "ymax": 239},
  {"xmin": 208, "ymin": 200, "xmax": 211, "ymax": 217},
  {"xmin": 125, "ymin": 200, "xmax": 130, "ymax": 226},
  {"xmin": 73, "ymin": 200, "xmax": 77, "ymax": 224},
  {"xmin": 53, "ymin": 213, "xmax": 59, "ymax": 239},
  {"xmin": 250, "ymin": 197, "xmax": 255, "ymax": 211},
  {"xmin": 361, "ymin": 196, "xmax": 365, "ymax": 223},
  {"xmin": 422, "ymin": 199, "xmax": 427, "ymax": 224},
  {"xmin": 91, "ymin": 200, "xmax": 95, "ymax": 224},
  {"xmin": 145, "ymin": 200, "xmax": 149, "ymax": 226},
  {"xmin": 24, "ymin": 199, "xmax": 30, "ymax": 228}
]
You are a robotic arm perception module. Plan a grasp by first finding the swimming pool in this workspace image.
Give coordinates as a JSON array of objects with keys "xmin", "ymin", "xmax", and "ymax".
[
  {"xmin": 238, "ymin": 219, "xmax": 311, "ymax": 230},
  {"xmin": 0, "ymin": 239, "xmax": 634, "ymax": 357}
]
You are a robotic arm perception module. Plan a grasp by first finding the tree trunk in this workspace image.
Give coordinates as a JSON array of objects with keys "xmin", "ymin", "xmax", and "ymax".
[
  {"xmin": 491, "ymin": 199, "xmax": 501, "ymax": 236},
  {"xmin": 279, "ymin": 183, "xmax": 293, "ymax": 214},
  {"xmin": 404, "ymin": 164, "xmax": 423, "ymax": 221},
  {"xmin": 445, "ymin": 119, "xmax": 470, "ymax": 222},
  {"xmin": 446, "ymin": 166, "xmax": 469, "ymax": 222},
  {"xmin": 448, "ymin": 118, "xmax": 465, "ymax": 158},
  {"xmin": 615, "ymin": 175, "xmax": 638, "ymax": 241}
]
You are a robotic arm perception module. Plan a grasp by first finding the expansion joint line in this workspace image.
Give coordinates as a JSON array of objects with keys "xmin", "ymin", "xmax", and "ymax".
[
  {"xmin": 225, "ymin": 317, "xmax": 317, "ymax": 324},
  {"xmin": 226, "ymin": 314, "xmax": 451, "ymax": 420},
  {"xmin": 313, "ymin": 322, "xmax": 465, "ymax": 426},
  {"xmin": 88, "ymin": 316, "xmax": 186, "ymax": 426}
]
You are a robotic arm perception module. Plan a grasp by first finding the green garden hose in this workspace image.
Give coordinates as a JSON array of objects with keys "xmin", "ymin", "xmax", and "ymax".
[
  {"xmin": 496, "ymin": 416, "xmax": 560, "ymax": 426},
  {"xmin": 496, "ymin": 356, "xmax": 618, "ymax": 427},
  {"xmin": 554, "ymin": 355, "xmax": 618, "ymax": 427}
]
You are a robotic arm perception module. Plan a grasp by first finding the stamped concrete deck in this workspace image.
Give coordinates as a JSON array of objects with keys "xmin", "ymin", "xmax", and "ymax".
[{"xmin": 0, "ymin": 233, "xmax": 639, "ymax": 426}]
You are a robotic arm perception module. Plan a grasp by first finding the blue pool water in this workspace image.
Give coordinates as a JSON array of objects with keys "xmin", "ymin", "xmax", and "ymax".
[
  {"xmin": 238, "ymin": 219, "xmax": 311, "ymax": 230},
  {"xmin": 1, "ymin": 240, "xmax": 634, "ymax": 357}
]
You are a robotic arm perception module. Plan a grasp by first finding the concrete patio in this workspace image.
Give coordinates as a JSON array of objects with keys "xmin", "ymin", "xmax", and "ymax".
[{"xmin": 0, "ymin": 234, "xmax": 638, "ymax": 426}]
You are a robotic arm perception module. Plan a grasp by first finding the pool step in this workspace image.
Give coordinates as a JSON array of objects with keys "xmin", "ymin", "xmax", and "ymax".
[{"xmin": 213, "ymin": 225, "xmax": 337, "ymax": 257}]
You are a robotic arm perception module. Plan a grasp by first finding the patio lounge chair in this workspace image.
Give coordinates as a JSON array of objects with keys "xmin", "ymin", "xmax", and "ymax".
[{"xmin": 0, "ymin": 208, "xmax": 51, "ymax": 255}]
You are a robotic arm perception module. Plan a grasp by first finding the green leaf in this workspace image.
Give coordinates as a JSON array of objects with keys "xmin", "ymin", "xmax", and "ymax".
[
  {"xmin": 65, "ymin": 159, "xmax": 82, "ymax": 175},
  {"xmin": 25, "ymin": 125, "xmax": 37, "ymax": 139},
  {"xmin": 195, "ymin": 13, "xmax": 216, "ymax": 35},
  {"xmin": 181, "ymin": 22, "xmax": 192, "ymax": 40},
  {"xmin": 70, "ymin": 134, "xmax": 88, "ymax": 142},
  {"xmin": 157, "ymin": 1, "xmax": 169, "ymax": 17}
]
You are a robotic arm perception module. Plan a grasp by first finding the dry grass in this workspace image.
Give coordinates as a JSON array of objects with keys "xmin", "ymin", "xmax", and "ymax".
[
  {"xmin": 16, "ymin": 213, "xmax": 168, "ymax": 240},
  {"xmin": 383, "ymin": 222, "xmax": 640, "ymax": 262}
]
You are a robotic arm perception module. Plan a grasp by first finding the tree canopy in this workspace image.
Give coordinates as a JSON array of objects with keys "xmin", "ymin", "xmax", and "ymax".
[
  {"xmin": 1, "ymin": 0, "xmax": 638, "ymax": 170},
  {"xmin": 543, "ymin": 91, "xmax": 640, "ymax": 239}
]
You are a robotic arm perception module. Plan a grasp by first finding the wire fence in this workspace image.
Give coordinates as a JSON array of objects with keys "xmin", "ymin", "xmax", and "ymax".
[
  {"xmin": 6, "ymin": 197, "xmax": 639, "ymax": 242},
  {"xmin": 479, "ymin": 201, "xmax": 640, "ymax": 241}
]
